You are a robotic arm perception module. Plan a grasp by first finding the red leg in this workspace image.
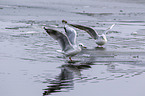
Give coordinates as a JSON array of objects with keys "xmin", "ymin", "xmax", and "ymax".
[{"xmin": 69, "ymin": 57, "xmax": 73, "ymax": 62}]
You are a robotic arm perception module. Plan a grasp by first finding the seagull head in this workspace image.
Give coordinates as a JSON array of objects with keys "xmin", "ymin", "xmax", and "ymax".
[{"xmin": 79, "ymin": 43, "xmax": 87, "ymax": 49}]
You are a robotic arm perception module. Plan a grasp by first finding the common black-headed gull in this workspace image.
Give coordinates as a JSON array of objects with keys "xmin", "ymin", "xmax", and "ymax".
[{"xmin": 44, "ymin": 26, "xmax": 84, "ymax": 61}]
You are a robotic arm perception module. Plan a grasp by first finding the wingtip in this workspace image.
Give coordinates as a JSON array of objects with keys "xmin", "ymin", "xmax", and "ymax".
[
  {"xmin": 109, "ymin": 24, "xmax": 115, "ymax": 29},
  {"xmin": 43, "ymin": 27, "xmax": 50, "ymax": 31},
  {"xmin": 62, "ymin": 20, "xmax": 67, "ymax": 24},
  {"xmin": 112, "ymin": 23, "xmax": 116, "ymax": 27},
  {"xmin": 43, "ymin": 26, "xmax": 46, "ymax": 30},
  {"xmin": 43, "ymin": 27, "xmax": 52, "ymax": 34}
]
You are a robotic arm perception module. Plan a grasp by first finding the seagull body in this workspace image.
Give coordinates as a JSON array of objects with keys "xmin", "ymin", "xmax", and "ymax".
[
  {"xmin": 44, "ymin": 27, "xmax": 81, "ymax": 61},
  {"xmin": 95, "ymin": 34, "xmax": 107, "ymax": 46},
  {"xmin": 67, "ymin": 22, "xmax": 115, "ymax": 47}
]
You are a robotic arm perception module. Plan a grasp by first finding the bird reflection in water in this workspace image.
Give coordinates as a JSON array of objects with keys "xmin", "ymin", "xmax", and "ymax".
[{"xmin": 43, "ymin": 62, "xmax": 92, "ymax": 96}]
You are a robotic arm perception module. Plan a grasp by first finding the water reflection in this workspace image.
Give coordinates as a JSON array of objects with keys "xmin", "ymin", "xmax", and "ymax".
[
  {"xmin": 42, "ymin": 48, "xmax": 145, "ymax": 96},
  {"xmin": 43, "ymin": 65, "xmax": 74, "ymax": 96},
  {"xmin": 43, "ymin": 62, "xmax": 92, "ymax": 96},
  {"xmin": 95, "ymin": 47, "xmax": 106, "ymax": 50}
]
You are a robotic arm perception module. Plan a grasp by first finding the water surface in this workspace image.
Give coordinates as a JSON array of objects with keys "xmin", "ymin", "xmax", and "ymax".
[{"xmin": 0, "ymin": 0, "xmax": 145, "ymax": 96}]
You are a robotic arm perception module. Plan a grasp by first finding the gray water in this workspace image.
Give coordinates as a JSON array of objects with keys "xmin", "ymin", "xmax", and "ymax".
[{"xmin": 0, "ymin": 0, "xmax": 145, "ymax": 96}]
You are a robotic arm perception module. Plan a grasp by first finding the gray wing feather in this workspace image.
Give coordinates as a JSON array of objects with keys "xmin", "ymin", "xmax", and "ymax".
[
  {"xmin": 68, "ymin": 24, "xmax": 98, "ymax": 40},
  {"xmin": 44, "ymin": 27, "xmax": 72, "ymax": 51},
  {"xmin": 64, "ymin": 25, "xmax": 76, "ymax": 45}
]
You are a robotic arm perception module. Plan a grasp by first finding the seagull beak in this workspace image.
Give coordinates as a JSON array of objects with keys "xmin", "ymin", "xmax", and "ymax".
[{"xmin": 83, "ymin": 46, "xmax": 87, "ymax": 48}]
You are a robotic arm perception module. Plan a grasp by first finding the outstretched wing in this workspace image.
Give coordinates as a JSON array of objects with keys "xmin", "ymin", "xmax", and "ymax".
[
  {"xmin": 68, "ymin": 24, "xmax": 98, "ymax": 40},
  {"xmin": 103, "ymin": 24, "xmax": 115, "ymax": 35},
  {"xmin": 64, "ymin": 24, "xmax": 77, "ymax": 45},
  {"xmin": 44, "ymin": 27, "xmax": 72, "ymax": 51}
]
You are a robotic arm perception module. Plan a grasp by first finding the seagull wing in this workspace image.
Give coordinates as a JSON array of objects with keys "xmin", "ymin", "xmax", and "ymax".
[
  {"xmin": 103, "ymin": 24, "xmax": 115, "ymax": 35},
  {"xmin": 64, "ymin": 25, "xmax": 77, "ymax": 45},
  {"xmin": 68, "ymin": 24, "xmax": 98, "ymax": 40},
  {"xmin": 44, "ymin": 27, "xmax": 72, "ymax": 51}
]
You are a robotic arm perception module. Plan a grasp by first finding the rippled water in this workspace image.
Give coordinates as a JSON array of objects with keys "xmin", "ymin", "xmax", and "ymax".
[{"xmin": 0, "ymin": 0, "xmax": 145, "ymax": 96}]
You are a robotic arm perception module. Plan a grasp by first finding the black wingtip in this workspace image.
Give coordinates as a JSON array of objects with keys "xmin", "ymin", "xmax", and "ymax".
[
  {"xmin": 62, "ymin": 20, "xmax": 67, "ymax": 24},
  {"xmin": 43, "ymin": 27, "xmax": 46, "ymax": 30},
  {"xmin": 43, "ymin": 27, "xmax": 51, "ymax": 34},
  {"xmin": 43, "ymin": 27, "xmax": 50, "ymax": 31}
]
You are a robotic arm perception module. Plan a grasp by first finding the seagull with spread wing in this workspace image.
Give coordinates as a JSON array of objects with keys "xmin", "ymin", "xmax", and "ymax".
[
  {"xmin": 62, "ymin": 20, "xmax": 115, "ymax": 47},
  {"xmin": 44, "ymin": 24, "xmax": 84, "ymax": 61}
]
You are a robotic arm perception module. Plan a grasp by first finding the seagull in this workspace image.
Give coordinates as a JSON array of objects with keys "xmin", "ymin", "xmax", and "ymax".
[
  {"xmin": 63, "ymin": 20, "xmax": 115, "ymax": 47},
  {"xmin": 44, "ymin": 26, "xmax": 83, "ymax": 61}
]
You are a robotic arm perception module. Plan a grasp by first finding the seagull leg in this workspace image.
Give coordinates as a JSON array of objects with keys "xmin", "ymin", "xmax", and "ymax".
[{"xmin": 69, "ymin": 57, "xmax": 73, "ymax": 62}]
